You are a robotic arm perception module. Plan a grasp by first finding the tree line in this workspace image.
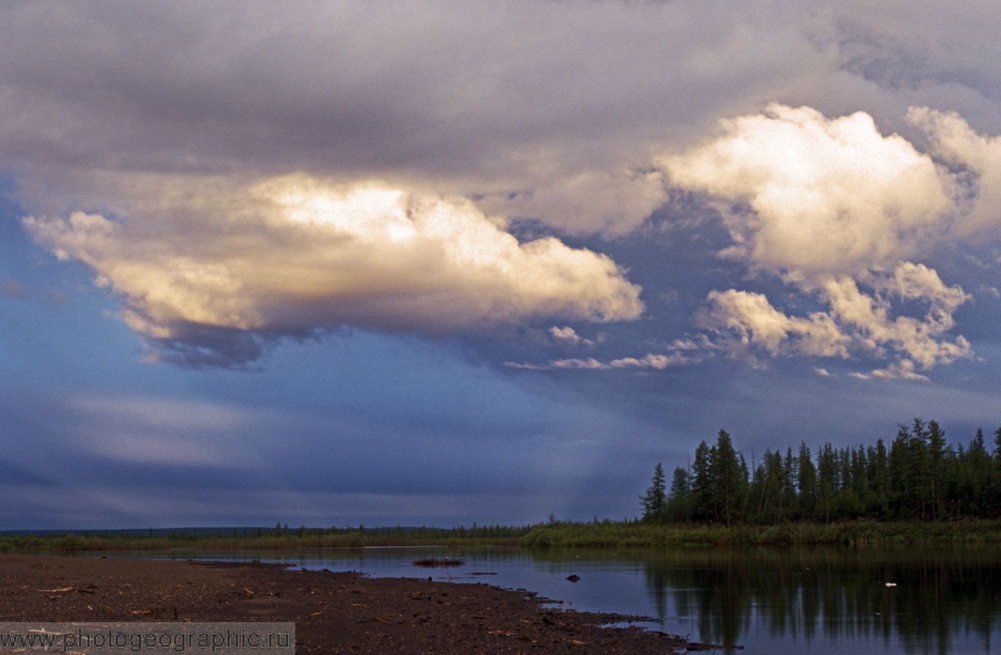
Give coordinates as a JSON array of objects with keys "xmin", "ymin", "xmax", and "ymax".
[{"xmin": 640, "ymin": 419, "xmax": 1001, "ymax": 525}]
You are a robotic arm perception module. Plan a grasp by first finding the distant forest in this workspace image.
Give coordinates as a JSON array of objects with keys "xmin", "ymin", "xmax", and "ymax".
[{"xmin": 641, "ymin": 419, "xmax": 1001, "ymax": 525}]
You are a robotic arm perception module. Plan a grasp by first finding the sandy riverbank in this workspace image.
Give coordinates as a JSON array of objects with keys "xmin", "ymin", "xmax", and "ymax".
[{"xmin": 0, "ymin": 554, "xmax": 722, "ymax": 654}]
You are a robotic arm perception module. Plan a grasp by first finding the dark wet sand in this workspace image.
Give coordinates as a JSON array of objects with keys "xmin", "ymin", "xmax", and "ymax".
[{"xmin": 0, "ymin": 554, "xmax": 728, "ymax": 654}]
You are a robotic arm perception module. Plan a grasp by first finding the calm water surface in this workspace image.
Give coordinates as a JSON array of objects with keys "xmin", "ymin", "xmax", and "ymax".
[{"xmin": 86, "ymin": 545, "xmax": 1000, "ymax": 654}]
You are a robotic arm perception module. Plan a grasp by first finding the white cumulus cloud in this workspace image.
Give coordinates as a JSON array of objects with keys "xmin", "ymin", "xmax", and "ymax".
[
  {"xmin": 661, "ymin": 103, "xmax": 953, "ymax": 279},
  {"xmin": 550, "ymin": 358, "xmax": 610, "ymax": 370},
  {"xmin": 25, "ymin": 176, "xmax": 643, "ymax": 367},
  {"xmin": 663, "ymin": 104, "xmax": 981, "ymax": 377},
  {"xmin": 508, "ymin": 337, "xmax": 710, "ymax": 372},
  {"xmin": 549, "ymin": 326, "xmax": 594, "ymax": 347},
  {"xmin": 609, "ymin": 352, "xmax": 700, "ymax": 369},
  {"xmin": 698, "ymin": 289, "xmax": 852, "ymax": 363},
  {"xmin": 908, "ymin": 107, "xmax": 1001, "ymax": 236},
  {"xmin": 696, "ymin": 264, "xmax": 972, "ymax": 373}
]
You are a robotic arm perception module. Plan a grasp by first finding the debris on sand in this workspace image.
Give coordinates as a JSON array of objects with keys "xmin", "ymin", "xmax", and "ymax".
[
  {"xmin": 411, "ymin": 558, "xmax": 465, "ymax": 567},
  {"xmin": 2, "ymin": 553, "xmax": 725, "ymax": 654}
]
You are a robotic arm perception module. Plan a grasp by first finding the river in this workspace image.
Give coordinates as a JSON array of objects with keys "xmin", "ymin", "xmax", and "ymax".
[{"xmin": 76, "ymin": 544, "xmax": 1001, "ymax": 654}]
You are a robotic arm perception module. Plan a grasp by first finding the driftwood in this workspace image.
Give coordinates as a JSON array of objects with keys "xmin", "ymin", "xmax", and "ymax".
[{"xmin": 411, "ymin": 558, "xmax": 465, "ymax": 567}]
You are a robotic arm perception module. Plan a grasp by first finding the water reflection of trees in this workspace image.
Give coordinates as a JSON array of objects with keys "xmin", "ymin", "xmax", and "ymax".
[
  {"xmin": 636, "ymin": 546, "xmax": 999, "ymax": 652},
  {"xmin": 241, "ymin": 544, "xmax": 997, "ymax": 653}
]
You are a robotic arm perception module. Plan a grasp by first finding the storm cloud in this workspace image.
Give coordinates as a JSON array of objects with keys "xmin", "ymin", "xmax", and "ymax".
[
  {"xmin": 4, "ymin": 0, "xmax": 1001, "ymax": 528},
  {"xmin": 5, "ymin": 1, "xmax": 1001, "ymax": 373}
]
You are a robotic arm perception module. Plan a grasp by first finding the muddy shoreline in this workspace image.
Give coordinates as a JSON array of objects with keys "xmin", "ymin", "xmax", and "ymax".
[{"xmin": 0, "ymin": 554, "xmax": 730, "ymax": 654}]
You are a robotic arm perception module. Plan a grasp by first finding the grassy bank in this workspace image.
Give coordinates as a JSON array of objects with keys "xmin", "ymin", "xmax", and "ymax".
[
  {"xmin": 517, "ymin": 519, "xmax": 1001, "ymax": 547},
  {"xmin": 4, "ymin": 519, "xmax": 1001, "ymax": 553},
  {"xmin": 0, "ymin": 525, "xmax": 530, "ymax": 553}
]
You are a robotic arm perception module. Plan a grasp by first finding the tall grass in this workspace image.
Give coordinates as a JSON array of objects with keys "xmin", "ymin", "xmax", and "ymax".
[
  {"xmin": 3, "ymin": 520, "xmax": 1000, "ymax": 553},
  {"xmin": 0, "ymin": 525, "xmax": 531, "ymax": 553},
  {"xmin": 518, "ymin": 519, "xmax": 1001, "ymax": 548}
]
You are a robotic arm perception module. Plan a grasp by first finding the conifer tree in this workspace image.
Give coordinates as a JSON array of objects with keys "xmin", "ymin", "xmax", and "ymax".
[
  {"xmin": 798, "ymin": 442, "xmax": 817, "ymax": 519},
  {"xmin": 640, "ymin": 463, "xmax": 667, "ymax": 522},
  {"xmin": 783, "ymin": 447, "xmax": 798, "ymax": 519},
  {"xmin": 643, "ymin": 418, "xmax": 1001, "ymax": 526},
  {"xmin": 667, "ymin": 466, "xmax": 691, "ymax": 521},
  {"xmin": 692, "ymin": 440, "xmax": 713, "ymax": 521},
  {"xmin": 927, "ymin": 421, "xmax": 946, "ymax": 518},
  {"xmin": 713, "ymin": 430, "xmax": 742, "ymax": 526}
]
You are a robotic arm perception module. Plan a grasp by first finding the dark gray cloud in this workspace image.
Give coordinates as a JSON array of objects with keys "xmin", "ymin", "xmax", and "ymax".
[
  {"xmin": 3, "ymin": 1, "xmax": 999, "ymax": 218},
  {"xmin": 0, "ymin": 1, "xmax": 843, "ymax": 231},
  {"xmin": 1, "ymin": 0, "xmax": 1000, "ymax": 424},
  {"xmin": 6, "ymin": 0, "xmax": 1001, "ymax": 371},
  {"xmin": 834, "ymin": 2, "xmax": 1001, "ymax": 101}
]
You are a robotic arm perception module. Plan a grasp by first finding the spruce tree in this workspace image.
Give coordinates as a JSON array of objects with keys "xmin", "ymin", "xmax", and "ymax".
[
  {"xmin": 798, "ymin": 442, "xmax": 817, "ymax": 519},
  {"xmin": 640, "ymin": 463, "xmax": 667, "ymax": 522},
  {"xmin": 714, "ymin": 430, "xmax": 741, "ymax": 526},
  {"xmin": 667, "ymin": 466, "xmax": 691, "ymax": 521},
  {"xmin": 692, "ymin": 441, "xmax": 713, "ymax": 521},
  {"xmin": 927, "ymin": 421, "xmax": 946, "ymax": 518}
]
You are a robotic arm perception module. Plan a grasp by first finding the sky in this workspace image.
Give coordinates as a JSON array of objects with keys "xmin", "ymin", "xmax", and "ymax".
[{"xmin": 3, "ymin": 0, "xmax": 1001, "ymax": 529}]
